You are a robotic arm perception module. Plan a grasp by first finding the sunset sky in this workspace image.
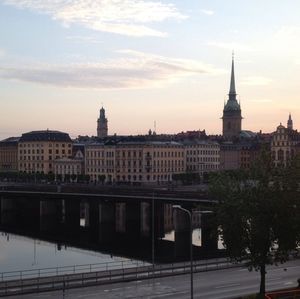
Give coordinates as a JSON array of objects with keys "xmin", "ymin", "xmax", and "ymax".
[{"xmin": 1, "ymin": 0, "xmax": 300, "ymax": 139}]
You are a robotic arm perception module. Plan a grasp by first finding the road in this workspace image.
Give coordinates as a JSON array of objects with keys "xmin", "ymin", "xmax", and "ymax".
[{"xmin": 7, "ymin": 259, "xmax": 300, "ymax": 299}]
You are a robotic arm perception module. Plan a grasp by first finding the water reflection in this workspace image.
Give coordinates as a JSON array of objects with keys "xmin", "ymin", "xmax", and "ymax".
[{"xmin": 0, "ymin": 231, "xmax": 130, "ymax": 273}]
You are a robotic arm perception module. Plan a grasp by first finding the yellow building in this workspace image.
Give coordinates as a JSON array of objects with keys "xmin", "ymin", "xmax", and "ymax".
[{"xmin": 18, "ymin": 130, "xmax": 72, "ymax": 174}]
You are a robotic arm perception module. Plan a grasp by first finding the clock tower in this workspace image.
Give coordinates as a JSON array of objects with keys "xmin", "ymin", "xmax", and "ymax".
[{"xmin": 97, "ymin": 106, "xmax": 108, "ymax": 138}]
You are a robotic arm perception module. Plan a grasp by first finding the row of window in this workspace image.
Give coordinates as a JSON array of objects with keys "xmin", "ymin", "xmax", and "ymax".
[
  {"xmin": 186, "ymin": 144, "xmax": 219, "ymax": 149},
  {"xmin": 186, "ymin": 150, "xmax": 219, "ymax": 155},
  {"xmin": 19, "ymin": 155, "xmax": 70, "ymax": 161},
  {"xmin": 187, "ymin": 164, "xmax": 219, "ymax": 171},
  {"xmin": 19, "ymin": 149, "xmax": 71, "ymax": 155},
  {"xmin": 19, "ymin": 143, "xmax": 71, "ymax": 148},
  {"xmin": 90, "ymin": 174, "xmax": 173, "ymax": 181},
  {"xmin": 19, "ymin": 163, "xmax": 44, "ymax": 169},
  {"xmin": 87, "ymin": 168, "xmax": 184, "ymax": 174},
  {"xmin": 186, "ymin": 157, "xmax": 219, "ymax": 163},
  {"xmin": 86, "ymin": 150, "xmax": 185, "ymax": 159},
  {"xmin": 272, "ymin": 141, "xmax": 291, "ymax": 147}
]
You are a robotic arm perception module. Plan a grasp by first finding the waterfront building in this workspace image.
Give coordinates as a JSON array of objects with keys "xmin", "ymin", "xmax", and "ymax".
[
  {"xmin": 53, "ymin": 148, "xmax": 84, "ymax": 181},
  {"xmin": 85, "ymin": 140, "xmax": 185, "ymax": 184},
  {"xmin": 0, "ymin": 137, "xmax": 19, "ymax": 172},
  {"xmin": 18, "ymin": 130, "xmax": 72, "ymax": 174},
  {"xmin": 184, "ymin": 140, "xmax": 220, "ymax": 176},
  {"xmin": 97, "ymin": 106, "xmax": 108, "ymax": 138}
]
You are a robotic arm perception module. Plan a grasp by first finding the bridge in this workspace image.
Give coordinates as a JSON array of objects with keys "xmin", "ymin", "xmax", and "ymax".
[{"xmin": 0, "ymin": 189, "xmax": 219, "ymax": 262}]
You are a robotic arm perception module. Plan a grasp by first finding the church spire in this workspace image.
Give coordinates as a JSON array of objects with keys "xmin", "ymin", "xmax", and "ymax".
[
  {"xmin": 229, "ymin": 52, "xmax": 237, "ymax": 101},
  {"xmin": 287, "ymin": 112, "xmax": 293, "ymax": 130}
]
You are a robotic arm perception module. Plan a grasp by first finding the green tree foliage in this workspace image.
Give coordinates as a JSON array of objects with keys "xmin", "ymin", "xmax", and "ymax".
[{"xmin": 210, "ymin": 152, "xmax": 300, "ymax": 297}]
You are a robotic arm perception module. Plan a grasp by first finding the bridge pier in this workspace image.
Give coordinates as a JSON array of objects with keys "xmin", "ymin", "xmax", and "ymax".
[
  {"xmin": 64, "ymin": 199, "xmax": 81, "ymax": 235},
  {"xmin": 173, "ymin": 208, "xmax": 190, "ymax": 259},
  {"xmin": 0, "ymin": 197, "xmax": 18, "ymax": 227},
  {"xmin": 125, "ymin": 201, "xmax": 141, "ymax": 242},
  {"xmin": 201, "ymin": 214, "xmax": 218, "ymax": 254},
  {"xmin": 140, "ymin": 202, "xmax": 150, "ymax": 238},
  {"xmin": 98, "ymin": 202, "xmax": 115, "ymax": 244},
  {"xmin": 40, "ymin": 200, "xmax": 61, "ymax": 232}
]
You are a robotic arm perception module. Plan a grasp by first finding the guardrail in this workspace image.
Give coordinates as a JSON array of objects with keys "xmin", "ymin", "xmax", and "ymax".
[
  {"xmin": 0, "ymin": 259, "xmax": 149, "ymax": 282},
  {"xmin": 0, "ymin": 257, "xmax": 237, "ymax": 297}
]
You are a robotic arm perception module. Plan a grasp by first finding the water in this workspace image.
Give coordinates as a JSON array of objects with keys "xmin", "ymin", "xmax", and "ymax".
[
  {"xmin": 0, "ymin": 231, "xmax": 130, "ymax": 273},
  {"xmin": 163, "ymin": 228, "xmax": 224, "ymax": 249}
]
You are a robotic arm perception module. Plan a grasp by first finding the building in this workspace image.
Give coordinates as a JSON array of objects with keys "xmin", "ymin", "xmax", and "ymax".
[
  {"xmin": 219, "ymin": 142, "xmax": 240, "ymax": 170},
  {"xmin": 222, "ymin": 56, "xmax": 242, "ymax": 140},
  {"xmin": 184, "ymin": 140, "xmax": 220, "ymax": 176},
  {"xmin": 97, "ymin": 106, "xmax": 108, "ymax": 138},
  {"xmin": 18, "ymin": 130, "xmax": 73, "ymax": 174},
  {"xmin": 0, "ymin": 137, "xmax": 19, "ymax": 172},
  {"xmin": 53, "ymin": 147, "xmax": 84, "ymax": 181},
  {"xmin": 85, "ymin": 141, "xmax": 115, "ymax": 183},
  {"xmin": 271, "ymin": 116, "xmax": 300, "ymax": 167},
  {"xmin": 85, "ymin": 140, "xmax": 185, "ymax": 184}
]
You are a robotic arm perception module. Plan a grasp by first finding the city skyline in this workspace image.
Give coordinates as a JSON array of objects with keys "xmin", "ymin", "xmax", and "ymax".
[{"xmin": 1, "ymin": 0, "xmax": 300, "ymax": 139}]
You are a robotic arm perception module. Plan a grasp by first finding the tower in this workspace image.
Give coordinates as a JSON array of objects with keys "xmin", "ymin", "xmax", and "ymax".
[
  {"xmin": 222, "ymin": 55, "xmax": 242, "ymax": 139},
  {"xmin": 97, "ymin": 106, "xmax": 108, "ymax": 138},
  {"xmin": 287, "ymin": 113, "xmax": 293, "ymax": 130}
]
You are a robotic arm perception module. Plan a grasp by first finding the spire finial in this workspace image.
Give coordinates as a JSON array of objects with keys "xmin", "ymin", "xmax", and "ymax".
[
  {"xmin": 287, "ymin": 112, "xmax": 293, "ymax": 130},
  {"xmin": 229, "ymin": 52, "xmax": 236, "ymax": 98}
]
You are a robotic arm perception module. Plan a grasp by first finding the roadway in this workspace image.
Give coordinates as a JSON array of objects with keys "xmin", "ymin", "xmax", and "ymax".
[{"xmin": 7, "ymin": 259, "xmax": 300, "ymax": 299}]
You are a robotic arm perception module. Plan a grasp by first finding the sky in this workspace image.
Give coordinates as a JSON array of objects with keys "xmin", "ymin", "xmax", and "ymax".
[{"xmin": 0, "ymin": 0, "xmax": 300, "ymax": 139}]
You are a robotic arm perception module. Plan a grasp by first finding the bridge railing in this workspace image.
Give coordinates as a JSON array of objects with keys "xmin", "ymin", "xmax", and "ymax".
[
  {"xmin": 0, "ymin": 257, "xmax": 238, "ymax": 297},
  {"xmin": 0, "ymin": 257, "xmax": 233, "ymax": 283},
  {"xmin": 0, "ymin": 259, "xmax": 149, "ymax": 282}
]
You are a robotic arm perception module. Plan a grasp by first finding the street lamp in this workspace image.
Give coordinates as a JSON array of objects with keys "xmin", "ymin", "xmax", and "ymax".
[{"xmin": 172, "ymin": 205, "xmax": 213, "ymax": 299}]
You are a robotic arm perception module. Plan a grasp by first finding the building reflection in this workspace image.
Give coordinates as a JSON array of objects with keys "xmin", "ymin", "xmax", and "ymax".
[{"xmin": 0, "ymin": 193, "xmax": 223, "ymax": 263}]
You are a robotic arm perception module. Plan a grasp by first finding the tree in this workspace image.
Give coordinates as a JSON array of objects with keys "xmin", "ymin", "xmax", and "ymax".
[
  {"xmin": 98, "ymin": 175, "xmax": 106, "ymax": 184},
  {"xmin": 210, "ymin": 152, "xmax": 300, "ymax": 298}
]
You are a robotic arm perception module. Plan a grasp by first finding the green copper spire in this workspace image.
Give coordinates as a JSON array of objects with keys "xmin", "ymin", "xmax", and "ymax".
[{"xmin": 229, "ymin": 52, "xmax": 237, "ymax": 100}]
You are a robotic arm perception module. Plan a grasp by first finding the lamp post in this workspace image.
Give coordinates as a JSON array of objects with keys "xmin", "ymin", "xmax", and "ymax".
[{"xmin": 172, "ymin": 205, "xmax": 213, "ymax": 299}]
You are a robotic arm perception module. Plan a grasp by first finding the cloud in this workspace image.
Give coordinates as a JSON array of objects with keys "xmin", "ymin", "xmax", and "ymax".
[
  {"xmin": 0, "ymin": 48, "xmax": 5, "ymax": 58},
  {"xmin": 4, "ymin": 0, "xmax": 187, "ymax": 37},
  {"xmin": 240, "ymin": 76, "xmax": 272, "ymax": 86},
  {"xmin": 207, "ymin": 41, "xmax": 254, "ymax": 52},
  {"xmin": 0, "ymin": 50, "xmax": 224, "ymax": 89},
  {"xmin": 271, "ymin": 26, "xmax": 300, "ymax": 56},
  {"xmin": 66, "ymin": 36, "xmax": 103, "ymax": 44},
  {"xmin": 200, "ymin": 9, "xmax": 214, "ymax": 16}
]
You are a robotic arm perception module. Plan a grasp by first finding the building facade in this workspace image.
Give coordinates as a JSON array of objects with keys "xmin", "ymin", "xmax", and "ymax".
[
  {"xmin": 271, "ymin": 119, "xmax": 300, "ymax": 167},
  {"xmin": 85, "ymin": 141, "xmax": 185, "ymax": 184},
  {"xmin": 0, "ymin": 137, "xmax": 19, "ymax": 172},
  {"xmin": 97, "ymin": 107, "xmax": 108, "ymax": 138},
  {"xmin": 184, "ymin": 140, "xmax": 220, "ymax": 176},
  {"xmin": 18, "ymin": 130, "xmax": 73, "ymax": 174},
  {"xmin": 53, "ymin": 148, "xmax": 84, "ymax": 181}
]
